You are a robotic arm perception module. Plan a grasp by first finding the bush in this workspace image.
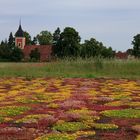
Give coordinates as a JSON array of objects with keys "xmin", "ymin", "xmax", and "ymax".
[{"xmin": 29, "ymin": 48, "xmax": 40, "ymax": 61}]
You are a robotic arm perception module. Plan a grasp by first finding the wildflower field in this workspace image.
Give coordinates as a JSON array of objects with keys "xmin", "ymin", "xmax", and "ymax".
[{"xmin": 0, "ymin": 78, "xmax": 139, "ymax": 140}]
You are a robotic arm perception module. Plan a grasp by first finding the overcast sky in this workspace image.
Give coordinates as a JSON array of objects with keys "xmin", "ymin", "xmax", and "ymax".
[{"xmin": 0, "ymin": 0, "xmax": 140, "ymax": 51}]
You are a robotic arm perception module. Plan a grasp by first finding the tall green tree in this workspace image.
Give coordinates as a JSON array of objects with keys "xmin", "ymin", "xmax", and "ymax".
[
  {"xmin": 24, "ymin": 31, "xmax": 32, "ymax": 45},
  {"xmin": 36, "ymin": 30, "xmax": 53, "ymax": 45},
  {"xmin": 132, "ymin": 34, "xmax": 140, "ymax": 58},
  {"xmin": 53, "ymin": 27, "xmax": 61, "ymax": 45},
  {"xmin": 52, "ymin": 27, "xmax": 61, "ymax": 56},
  {"xmin": 8, "ymin": 32, "xmax": 14, "ymax": 46},
  {"xmin": 55, "ymin": 27, "xmax": 81, "ymax": 57}
]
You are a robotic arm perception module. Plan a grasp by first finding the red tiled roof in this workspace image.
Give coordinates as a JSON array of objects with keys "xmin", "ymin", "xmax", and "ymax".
[
  {"xmin": 115, "ymin": 51, "xmax": 128, "ymax": 59},
  {"xmin": 23, "ymin": 45, "xmax": 52, "ymax": 61}
]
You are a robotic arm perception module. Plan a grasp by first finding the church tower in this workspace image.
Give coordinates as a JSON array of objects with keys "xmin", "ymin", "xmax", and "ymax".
[{"xmin": 15, "ymin": 22, "xmax": 25, "ymax": 49}]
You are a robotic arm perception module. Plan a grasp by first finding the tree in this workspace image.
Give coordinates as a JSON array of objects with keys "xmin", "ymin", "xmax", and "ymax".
[
  {"xmin": 31, "ymin": 37, "xmax": 37, "ymax": 45},
  {"xmin": 55, "ymin": 27, "xmax": 81, "ymax": 57},
  {"xmin": 52, "ymin": 27, "xmax": 61, "ymax": 56},
  {"xmin": 24, "ymin": 31, "xmax": 32, "ymax": 45},
  {"xmin": 80, "ymin": 38, "xmax": 115, "ymax": 58},
  {"xmin": 0, "ymin": 40, "xmax": 4, "ymax": 46},
  {"xmin": 53, "ymin": 27, "xmax": 61, "ymax": 45},
  {"xmin": 0, "ymin": 43, "xmax": 23, "ymax": 62},
  {"xmin": 0, "ymin": 43, "xmax": 12, "ymax": 60},
  {"xmin": 36, "ymin": 30, "xmax": 53, "ymax": 45},
  {"xmin": 80, "ymin": 38, "xmax": 102, "ymax": 58},
  {"xmin": 29, "ymin": 48, "xmax": 40, "ymax": 61},
  {"xmin": 8, "ymin": 32, "xmax": 14, "ymax": 46},
  {"xmin": 101, "ymin": 47, "xmax": 115, "ymax": 58},
  {"xmin": 132, "ymin": 34, "xmax": 140, "ymax": 58},
  {"xmin": 127, "ymin": 49, "xmax": 133, "ymax": 55},
  {"xmin": 11, "ymin": 46, "xmax": 24, "ymax": 62}
]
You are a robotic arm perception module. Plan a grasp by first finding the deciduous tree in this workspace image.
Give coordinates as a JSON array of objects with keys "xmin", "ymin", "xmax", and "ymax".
[
  {"xmin": 36, "ymin": 30, "xmax": 53, "ymax": 45},
  {"xmin": 55, "ymin": 27, "xmax": 81, "ymax": 58},
  {"xmin": 24, "ymin": 31, "xmax": 32, "ymax": 45},
  {"xmin": 132, "ymin": 34, "xmax": 140, "ymax": 58}
]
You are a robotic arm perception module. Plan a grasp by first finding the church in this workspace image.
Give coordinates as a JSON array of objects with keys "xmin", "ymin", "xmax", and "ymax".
[{"xmin": 15, "ymin": 24, "xmax": 52, "ymax": 61}]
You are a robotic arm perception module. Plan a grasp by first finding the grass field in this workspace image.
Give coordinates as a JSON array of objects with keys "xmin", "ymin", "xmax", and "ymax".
[{"xmin": 0, "ymin": 59, "xmax": 140, "ymax": 79}]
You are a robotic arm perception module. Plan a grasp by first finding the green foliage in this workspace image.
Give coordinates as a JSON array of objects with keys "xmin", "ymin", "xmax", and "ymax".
[
  {"xmin": 52, "ymin": 27, "xmax": 61, "ymax": 56},
  {"xmin": 24, "ymin": 31, "xmax": 32, "ymax": 45},
  {"xmin": 11, "ymin": 46, "xmax": 24, "ymax": 62},
  {"xmin": 0, "ymin": 42, "xmax": 23, "ymax": 62},
  {"xmin": 53, "ymin": 122, "xmax": 89, "ymax": 132},
  {"xmin": 36, "ymin": 30, "xmax": 53, "ymax": 45},
  {"xmin": 53, "ymin": 27, "xmax": 61, "ymax": 46},
  {"xmin": 8, "ymin": 32, "xmax": 14, "ymax": 46},
  {"xmin": 0, "ymin": 43, "xmax": 12, "ymax": 60},
  {"xmin": 54, "ymin": 27, "xmax": 81, "ymax": 58},
  {"xmin": 132, "ymin": 34, "xmax": 140, "ymax": 58},
  {"xmin": 32, "ymin": 37, "xmax": 37, "ymax": 45},
  {"xmin": 80, "ymin": 38, "xmax": 115, "ymax": 58},
  {"xmin": 101, "ymin": 109, "xmax": 140, "ymax": 118},
  {"xmin": 29, "ymin": 48, "xmax": 40, "ymax": 61}
]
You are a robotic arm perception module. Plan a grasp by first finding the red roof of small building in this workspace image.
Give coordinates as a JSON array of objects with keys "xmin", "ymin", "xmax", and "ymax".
[
  {"xmin": 115, "ymin": 51, "xmax": 128, "ymax": 59},
  {"xmin": 23, "ymin": 45, "xmax": 52, "ymax": 61}
]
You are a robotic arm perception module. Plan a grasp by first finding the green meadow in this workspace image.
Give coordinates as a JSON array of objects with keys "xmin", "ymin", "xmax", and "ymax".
[{"xmin": 0, "ymin": 58, "xmax": 140, "ymax": 79}]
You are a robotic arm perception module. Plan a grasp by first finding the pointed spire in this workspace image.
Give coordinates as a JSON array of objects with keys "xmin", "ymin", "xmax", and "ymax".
[
  {"xmin": 19, "ymin": 18, "xmax": 21, "ymax": 26},
  {"xmin": 15, "ymin": 19, "xmax": 24, "ymax": 37}
]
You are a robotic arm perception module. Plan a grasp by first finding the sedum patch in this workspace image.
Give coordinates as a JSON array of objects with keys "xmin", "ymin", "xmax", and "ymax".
[
  {"xmin": 35, "ymin": 131, "xmax": 96, "ymax": 140},
  {"xmin": 53, "ymin": 122, "xmax": 90, "ymax": 132},
  {"xmin": 16, "ymin": 114, "xmax": 50, "ymax": 123},
  {"xmin": 101, "ymin": 109, "xmax": 140, "ymax": 118},
  {"xmin": 15, "ymin": 96, "xmax": 40, "ymax": 104},
  {"xmin": 74, "ymin": 130, "xmax": 95, "ymax": 137},
  {"xmin": 136, "ymin": 135, "xmax": 140, "ymax": 140},
  {"xmin": 0, "ymin": 106, "xmax": 30, "ymax": 117},
  {"xmin": 92, "ymin": 123, "xmax": 118, "ymax": 130},
  {"xmin": 35, "ymin": 133, "xmax": 76, "ymax": 140},
  {"xmin": 67, "ymin": 108, "xmax": 99, "ymax": 121}
]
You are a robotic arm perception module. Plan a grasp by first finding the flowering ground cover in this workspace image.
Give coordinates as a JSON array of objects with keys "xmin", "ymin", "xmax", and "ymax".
[{"xmin": 0, "ymin": 78, "xmax": 139, "ymax": 140}]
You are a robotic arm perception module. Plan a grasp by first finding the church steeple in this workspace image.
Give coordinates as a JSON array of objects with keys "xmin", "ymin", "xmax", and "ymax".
[
  {"xmin": 15, "ymin": 20, "xmax": 24, "ymax": 37},
  {"xmin": 15, "ymin": 20, "xmax": 25, "ymax": 49}
]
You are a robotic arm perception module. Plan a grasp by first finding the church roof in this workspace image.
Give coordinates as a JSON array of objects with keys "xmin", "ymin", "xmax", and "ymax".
[{"xmin": 15, "ymin": 24, "xmax": 24, "ymax": 37}]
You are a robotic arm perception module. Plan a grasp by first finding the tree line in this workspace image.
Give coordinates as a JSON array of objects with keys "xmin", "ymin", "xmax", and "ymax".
[{"xmin": 0, "ymin": 27, "xmax": 140, "ymax": 61}]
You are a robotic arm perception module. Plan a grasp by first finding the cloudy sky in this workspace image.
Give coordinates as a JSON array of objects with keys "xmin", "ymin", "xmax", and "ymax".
[{"xmin": 0, "ymin": 0, "xmax": 140, "ymax": 51}]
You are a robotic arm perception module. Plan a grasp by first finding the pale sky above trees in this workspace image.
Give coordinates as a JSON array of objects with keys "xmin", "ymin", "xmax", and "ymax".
[{"xmin": 0, "ymin": 0, "xmax": 140, "ymax": 51}]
